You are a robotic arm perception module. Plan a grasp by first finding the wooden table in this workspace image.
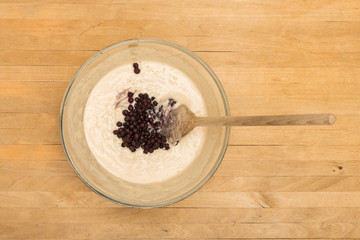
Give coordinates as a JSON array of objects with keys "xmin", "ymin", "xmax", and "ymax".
[{"xmin": 1, "ymin": 1, "xmax": 360, "ymax": 239}]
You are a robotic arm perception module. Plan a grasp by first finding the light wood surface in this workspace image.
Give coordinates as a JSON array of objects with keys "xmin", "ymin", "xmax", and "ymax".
[{"xmin": 1, "ymin": 0, "xmax": 359, "ymax": 239}]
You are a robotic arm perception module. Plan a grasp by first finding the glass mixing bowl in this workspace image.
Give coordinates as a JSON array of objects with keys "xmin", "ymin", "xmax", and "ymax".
[{"xmin": 60, "ymin": 39, "xmax": 229, "ymax": 208}]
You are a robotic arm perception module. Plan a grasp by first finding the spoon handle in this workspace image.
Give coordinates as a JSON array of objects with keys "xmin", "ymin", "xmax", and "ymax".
[{"xmin": 194, "ymin": 114, "xmax": 336, "ymax": 126}]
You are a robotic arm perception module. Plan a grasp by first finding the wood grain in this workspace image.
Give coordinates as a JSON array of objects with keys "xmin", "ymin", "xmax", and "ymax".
[
  {"xmin": 1, "ymin": 0, "xmax": 360, "ymax": 239},
  {"xmin": 2, "ymin": 222, "xmax": 360, "ymax": 239}
]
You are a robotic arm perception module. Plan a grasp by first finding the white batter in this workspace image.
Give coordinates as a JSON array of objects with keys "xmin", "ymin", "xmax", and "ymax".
[{"xmin": 84, "ymin": 61, "xmax": 207, "ymax": 184}]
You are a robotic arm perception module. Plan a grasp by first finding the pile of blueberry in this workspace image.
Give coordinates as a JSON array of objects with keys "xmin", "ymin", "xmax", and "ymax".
[{"xmin": 113, "ymin": 91, "xmax": 172, "ymax": 154}]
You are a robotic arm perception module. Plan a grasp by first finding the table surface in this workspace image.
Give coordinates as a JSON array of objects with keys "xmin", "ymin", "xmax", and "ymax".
[{"xmin": 1, "ymin": 0, "xmax": 360, "ymax": 239}]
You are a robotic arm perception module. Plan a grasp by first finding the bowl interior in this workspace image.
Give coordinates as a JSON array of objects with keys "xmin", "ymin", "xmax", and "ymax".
[{"xmin": 60, "ymin": 39, "xmax": 229, "ymax": 207}]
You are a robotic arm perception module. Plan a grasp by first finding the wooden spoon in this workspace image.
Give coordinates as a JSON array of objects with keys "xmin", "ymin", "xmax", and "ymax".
[{"xmin": 162, "ymin": 105, "xmax": 336, "ymax": 144}]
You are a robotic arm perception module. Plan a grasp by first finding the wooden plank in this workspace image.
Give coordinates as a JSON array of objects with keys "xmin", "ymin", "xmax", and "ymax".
[
  {"xmin": 0, "ymin": 81, "xmax": 67, "ymax": 99},
  {"xmin": 0, "ymin": 50, "xmax": 95, "ymax": 66},
  {"xmin": 0, "ymin": 113, "xmax": 58, "ymax": 129},
  {"xmin": 1, "ymin": 1, "xmax": 360, "ymax": 20},
  {"xmin": 1, "ymin": 50, "xmax": 360, "ymax": 68},
  {"xmin": 174, "ymin": 192, "xmax": 360, "ymax": 208},
  {"xmin": 0, "ymin": 145, "xmax": 65, "ymax": 160},
  {"xmin": 207, "ymin": 158, "xmax": 358, "ymax": 177},
  {"xmin": 221, "ymin": 70, "xmax": 360, "ymax": 100},
  {"xmin": 0, "ymin": 176, "xmax": 88, "ymax": 192},
  {"xmin": 0, "ymin": 66, "xmax": 77, "ymax": 81},
  {"xmin": 1, "ymin": 23, "xmax": 360, "ymax": 52},
  {"xmin": 0, "ymin": 192, "xmax": 116, "ymax": 208},
  {"xmin": 3, "ymin": 207, "xmax": 360, "ymax": 223},
  {"xmin": 3, "ymin": 175, "xmax": 360, "ymax": 192},
  {"xmin": 203, "ymin": 176, "xmax": 360, "ymax": 192},
  {"xmin": 196, "ymin": 52, "xmax": 360, "ymax": 68},
  {"xmin": 1, "ymin": 14, "xmax": 360, "ymax": 39},
  {"xmin": 3, "ymin": 0, "xmax": 357, "ymax": 17},
  {"xmin": 224, "ymin": 145, "xmax": 360, "ymax": 161},
  {"xmin": 228, "ymin": 97, "xmax": 359, "ymax": 116},
  {"xmin": 1, "ymin": 222, "xmax": 360, "ymax": 239},
  {"xmin": 0, "ymin": 160, "xmax": 73, "ymax": 176},
  {"xmin": 0, "ymin": 129, "xmax": 60, "ymax": 144},
  {"xmin": 228, "ymin": 128, "xmax": 360, "ymax": 146}
]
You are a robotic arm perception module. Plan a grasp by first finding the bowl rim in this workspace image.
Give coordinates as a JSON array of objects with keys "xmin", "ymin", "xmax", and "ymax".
[{"xmin": 60, "ymin": 38, "xmax": 230, "ymax": 208}]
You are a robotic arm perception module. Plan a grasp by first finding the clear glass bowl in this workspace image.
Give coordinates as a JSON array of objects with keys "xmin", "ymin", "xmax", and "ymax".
[{"xmin": 60, "ymin": 39, "xmax": 229, "ymax": 208}]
